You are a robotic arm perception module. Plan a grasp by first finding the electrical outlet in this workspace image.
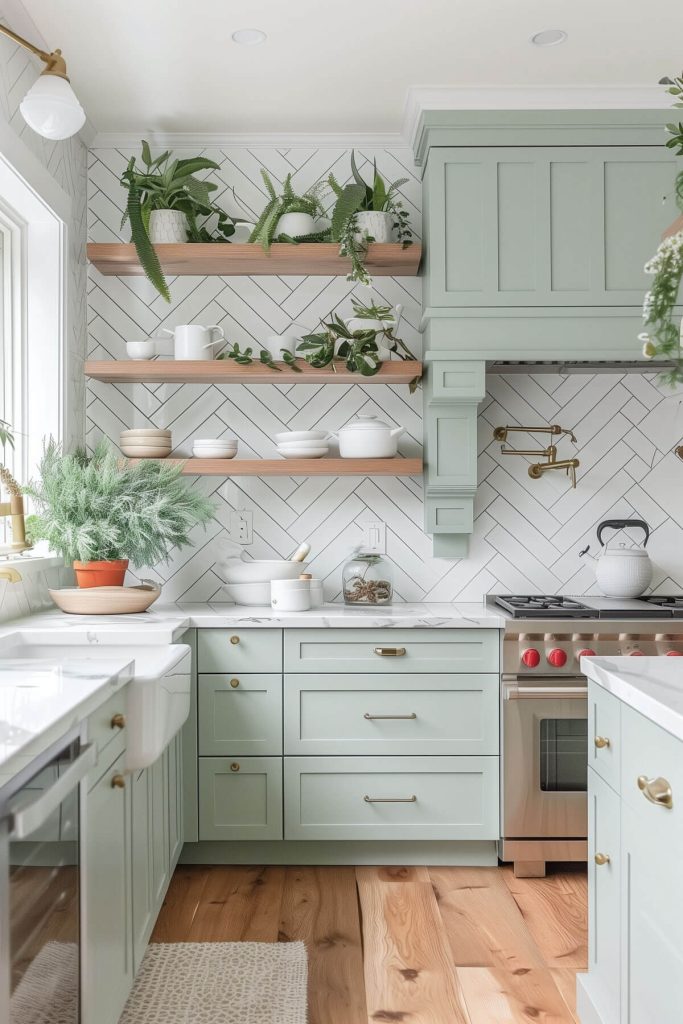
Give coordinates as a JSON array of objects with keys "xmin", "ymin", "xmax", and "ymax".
[
  {"xmin": 362, "ymin": 520, "xmax": 386, "ymax": 554},
  {"xmin": 229, "ymin": 509, "xmax": 253, "ymax": 544}
]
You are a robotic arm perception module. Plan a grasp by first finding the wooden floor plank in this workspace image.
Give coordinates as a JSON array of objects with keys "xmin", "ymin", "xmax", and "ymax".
[
  {"xmin": 150, "ymin": 865, "xmax": 209, "ymax": 942},
  {"xmin": 181, "ymin": 866, "xmax": 285, "ymax": 942},
  {"xmin": 550, "ymin": 968, "xmax": 583, "ymax": 1022},
  {"xmin": 357, "ymin": 866, "xmax": 472, "ymax": 1024},
  {"xmin": 502, "ymin": 868, "xmax": 588, "ymax": 969},
  {"xmin": 279, "ymin": 866, "xmax": 367, "ymax": 1024},
  {"xmin": 430, "ymin": 867, "xmax": 545, "ymax": 971},
  {"xmin": 457, "ymin": 967, "xmax": 577, "ymax": 1024}
]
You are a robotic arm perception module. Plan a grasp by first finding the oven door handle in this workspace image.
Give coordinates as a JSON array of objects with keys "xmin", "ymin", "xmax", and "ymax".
[
  {"xmin": 9, "ymin": 743, "xmax": 97, "ymax": 839},
  {"xmin": 504, "ymin": 684, "xmax": 588, "ymax": 700}
]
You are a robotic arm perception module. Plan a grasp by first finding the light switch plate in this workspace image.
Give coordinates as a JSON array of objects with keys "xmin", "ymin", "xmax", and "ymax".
[
  {"xmin": 229, "ymin": 509, "xmax": 253, "ymax": 544},
  {"xmin": 362, "ymin": 520, "xmax": 386, "ymax": 554}
]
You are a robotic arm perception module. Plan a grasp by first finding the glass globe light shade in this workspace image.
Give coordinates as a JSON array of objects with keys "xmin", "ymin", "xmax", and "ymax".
[{"xmin": 20, "ymin": 74, "xmax": 85, "ymax": 140}]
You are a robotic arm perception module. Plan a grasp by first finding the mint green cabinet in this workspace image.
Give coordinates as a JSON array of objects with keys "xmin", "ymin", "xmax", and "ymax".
[
  {"xmin": 131, "ymin": 767, "xmax": 155, "ymax": 973},
  {"xmin": 425, "ymin": 146, "xmax": 678, "ymax": 311},
  {"xmin": 587, "ymin": 768, "xmax": 621, "ymax": 1024},
  {"xmin": 198, "ymin": 673, "xmax": 283, "ymax": 755},
  {"xmin": 198, "ymin": 628, "xmax": 282, "ymax": 673},
  {"xmin": 198, "ymin": 755, "xmax": 283, "ymax": 840},
  {"xmin": 82, "ymin": 746, "xmax": 133, "ymax": 1024}
]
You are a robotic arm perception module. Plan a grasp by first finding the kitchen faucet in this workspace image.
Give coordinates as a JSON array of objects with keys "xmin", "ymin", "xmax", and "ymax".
[
  {"xmin": 493, "ymin": 424, "xmax": 580, "ymax": 488},
  {"xmin": 0, "ymin": 463, "xmax": 32, "ymax": 556}
]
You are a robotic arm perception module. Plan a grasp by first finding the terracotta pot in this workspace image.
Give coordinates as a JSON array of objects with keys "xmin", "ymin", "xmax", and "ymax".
[{"xmin": 73, "ymin": 559, "xmax": 129, "ymax": 588}]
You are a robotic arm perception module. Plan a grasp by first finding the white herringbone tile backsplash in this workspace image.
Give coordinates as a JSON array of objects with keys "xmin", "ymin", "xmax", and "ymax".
[{"xmin": 86, "ymin": 144, "xmax": 683, "ymax": 603}]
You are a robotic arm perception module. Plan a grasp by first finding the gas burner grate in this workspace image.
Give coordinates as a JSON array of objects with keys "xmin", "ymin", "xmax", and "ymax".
[{"xmin": 494, "ymin": 595, "xmax": 595, "ymax": 619}]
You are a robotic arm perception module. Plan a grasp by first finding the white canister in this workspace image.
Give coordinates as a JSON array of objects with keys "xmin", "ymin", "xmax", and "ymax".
[
  {"xmin": 148, "ymin": 209, "xmax": 188, "ymax": 243},
  {"xmin": 353, "ymin": 210, "xmax": 394, "ymax": 244},
  {"xmin": 126, "ymin": 340, "xmax": 157, "ymax": 360},
  {"xmin": 309, "ymin": 579, "xmax": 323, "ymax": 608},
  {"xmin": 270, "ymin": 578, "xmax": 311, "ymax": 612},
  {"xmin": 161, "ymin": 324, "xmax": 225, "ymax": 360},
  {"xmin": 274, "ymin": 212, "xmax": 316, "ymax": 239}
]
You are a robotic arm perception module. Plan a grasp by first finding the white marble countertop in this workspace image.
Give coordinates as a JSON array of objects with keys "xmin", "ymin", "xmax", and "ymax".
[
  {"xmin": 583, "ymin": 656, "xmax": 683, "ymax": 742},
  {"xmin": 0, "ymin": 656, "xmax": 133, "ymax": 787},
  {"xmin": 0, "ymin": 601, "xmax": 506, "ymax": 638}
]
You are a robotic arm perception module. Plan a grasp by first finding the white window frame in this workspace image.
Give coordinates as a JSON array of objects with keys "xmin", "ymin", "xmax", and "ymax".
[{"xmin": 0, "ymin": 201, "xmax": 25, "ymax": 483}]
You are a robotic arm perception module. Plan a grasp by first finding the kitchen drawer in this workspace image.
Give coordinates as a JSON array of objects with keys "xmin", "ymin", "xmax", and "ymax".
[
  {"xmin": 284, "ymin": 673, "xmax": 499, "ymax": 755},
  {"xmin": 284, "ymin": 755, "xmax": 499, "ymax": 840},
  {"xmin": 198, "ymin": 674, "xmax": 282, "ymax": 755},
  {"xmin": 87, "ymin": 688, "xmax": 128, "ymax": 759},
  {"xmin": 198, "ymin": 628, "xmax": 282, "ymax": 673},
  {"xmin": 198, "ymin": 756, "xmax": 283, "ymax": 840},
  {"xmin": 588, "ymin": 682, "xmax": 621, "ymax": 793},
  {"xmin": 620, "ymin": 704, "xmax": 683, "ymax": 841},
  {"xmin": 285, "ymin": 629, "xmax": 499, "ymax": 674}
]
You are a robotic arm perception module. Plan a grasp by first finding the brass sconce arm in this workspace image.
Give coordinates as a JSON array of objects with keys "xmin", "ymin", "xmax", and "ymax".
[{"xmin": 0, "ymin": 24, "xmax": 69, "ymax": 80}]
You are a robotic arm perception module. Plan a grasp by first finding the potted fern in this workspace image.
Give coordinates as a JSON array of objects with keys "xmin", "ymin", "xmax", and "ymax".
[
  {"xmin": 120, "ymin": 141, "xmax": 236, "ymax": 301},
  {"xmin": 24, "ymin": 440, "xmax": 214, "ymax": 588},
  {"xmin": 250, "ymin": 170, "xmax": 328, "ymax": 250}
]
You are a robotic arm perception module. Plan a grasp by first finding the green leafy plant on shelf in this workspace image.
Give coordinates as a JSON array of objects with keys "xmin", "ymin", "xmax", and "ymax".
[
  {"xmin": 640, "ymin": 72, "xmax": 683, "ymax": 382},
  {"xmin": 120, "ymin": 141, "xmax": 238, "ymax": 302},
  {"xmin": 24, "ymin": 439, "xmax": 214, "ymax": 566},
  {"xmin": 249, "ymin": 170, "xmax": 328, "ymax": 251},
  {"xmin": 217, "ymin": 342, "xmax": 302, "ymax": 373}
]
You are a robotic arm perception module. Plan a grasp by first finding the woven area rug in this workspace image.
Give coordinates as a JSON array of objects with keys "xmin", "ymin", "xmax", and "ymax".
[
  {"xmin": 120, "ymin": 941, "xmax": 308, "ymax": 1024},
  {"xmin": 10, "ymin": 941, "xmax": 79, "ymax": 1024}
]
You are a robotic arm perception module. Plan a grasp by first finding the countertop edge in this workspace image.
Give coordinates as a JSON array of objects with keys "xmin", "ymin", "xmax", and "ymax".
[{"xmin": 583, "ymin": 656, "xmax": 683, "ymax": 742}]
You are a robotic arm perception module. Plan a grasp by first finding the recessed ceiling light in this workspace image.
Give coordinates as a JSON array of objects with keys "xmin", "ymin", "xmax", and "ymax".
[
  {"xmin": 531, "ymin": 29, "xmax": 568, "ymax": 47},
  {"xmin": 231, "ymin": 28, "xmax": 267, "ymax": 46}
]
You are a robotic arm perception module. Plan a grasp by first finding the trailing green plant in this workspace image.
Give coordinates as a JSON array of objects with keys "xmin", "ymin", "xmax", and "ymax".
[
  {"xmin": 216, "ymin": 341, "xmax": 302, "ymax": 372},
  {"xmin": 249, "ymin": 171, "xmax": 328, "ymax": 251},
  {"xmin": 349, "ymin": 297, "xmax": 395, "ymax": 321},
  {"xmin": 120, "ymin": 142, "xmax": 237, "ymax": 302},
  {"xmin": 327, "ymin": 152, "xmax": 413, "ymax": 284},
  {"xmin": 24, "ymin": 439, "xmax": 214, "ymax": 566},
  {"xmin": 640, "ymin": 73, "xmax": 683, "ymax": 381}
]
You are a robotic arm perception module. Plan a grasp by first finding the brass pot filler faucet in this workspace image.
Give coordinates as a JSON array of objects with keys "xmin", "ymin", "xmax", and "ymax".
[{"xmin": 493, "ymin": 424, "xmax": 580, "ymax": 488}]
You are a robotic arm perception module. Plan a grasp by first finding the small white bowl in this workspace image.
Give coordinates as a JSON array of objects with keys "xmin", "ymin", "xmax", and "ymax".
[
  {"xmin": 274, "ymin": 430, "xmax": 329, "ymax": 444},
  {"xmin": 194, "ymin": 438, "xmax": 238, "ymax": 446},
  {"xmin": 224, "ymin": 581, "xmax": 271, "ymax": 606},
  {"xmin": 121, "ymin": 428, "xmax": 171, "ymax": 438},
  {"xmin": 276, "ymin": 439, "xmax": 330, "ymax": 449},
  {"xmin": 126, "ymin": 340, "xmax": 156, "ymax": 360},
  {"xmin": 121, "ymin": 447, "xmax": 171, "ymax": 459},
  {"xmin": 277, "ymin": 449, "xmax": 328, "ymax": 460},
  {"xmin": 193, "ymin": 448, "xmax": 238, "ymax": 460},
  {"xmin": 223, "ymin": 559, "xmax": 309, "ymax": 584}
]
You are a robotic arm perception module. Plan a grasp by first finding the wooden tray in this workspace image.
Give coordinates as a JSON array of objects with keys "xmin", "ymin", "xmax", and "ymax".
[{"xmin": 49, "ymin": 583, "xmax": 161, "ymax": 615}]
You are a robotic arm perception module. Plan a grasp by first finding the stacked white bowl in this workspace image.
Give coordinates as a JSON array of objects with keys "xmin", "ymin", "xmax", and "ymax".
[
  {"xmin": 193, "ymin": 438, "xmax": 238, "ymax": 459},
  {"xmin": 222, "ymin": 558, "xmax": 309, "ymax": 605},
  {"xmin": 120, "ymin": 428, "xmax": 172, "ymax": 458},
  {"xmin": 274, "ymin": 429, "xmax": 329, "ymax": 460}
]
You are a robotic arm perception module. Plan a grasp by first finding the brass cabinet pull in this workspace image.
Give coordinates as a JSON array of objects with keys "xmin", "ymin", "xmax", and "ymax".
[
  {"xmin": 373, "ymin": 647, "xmax": 406, "ymax": 657},
  {"xmin": 364, "ymin": 712, "xmax": 417, "ymax": 720},
  {"xmin": 230, "ymin": 635, "xmax": 240, "ymax": 645},
  {"xmin": 594, "ymin": 852, "xmax": 611, "ymax": 866},
  {"xmin": 594, "ymin": 735, "xmax": 610, "ymax": 749},
  {"xmin": 230, "ymin": 762, "xmax": 240, "ymax": 772},
  {"xmin": 364, "ymin": 795, "xmax": 417, "ymax": 803},
  {"xmin": 111, "ymin": 774, "xmax": 126, "ymax": 789},
  {"xmin": 229, "ymin": 678, "xmax": 240, "ymax": 688},
  {"xmin": 637, "ymin": 775, "xmax": 673, "ymax": 809},
  {"xmin": 110, "ymin": 712, "xmax": 126, "ymax": 730}
]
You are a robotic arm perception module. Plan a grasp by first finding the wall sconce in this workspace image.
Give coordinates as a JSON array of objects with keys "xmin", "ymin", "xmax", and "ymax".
[{"xmin": 0, "ymin": 24, "xmax": 85, "ymax": 140}]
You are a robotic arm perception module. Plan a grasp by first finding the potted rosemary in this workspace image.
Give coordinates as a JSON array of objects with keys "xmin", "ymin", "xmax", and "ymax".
[{"xmin": 24, "ymin": 440, "xmax": 214, "ymax": 587}]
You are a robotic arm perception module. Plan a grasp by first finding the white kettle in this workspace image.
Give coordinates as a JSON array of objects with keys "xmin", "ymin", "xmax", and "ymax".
[{"xmin": 579, "ymin": 519, "xmax": 652, "ymax": 598}]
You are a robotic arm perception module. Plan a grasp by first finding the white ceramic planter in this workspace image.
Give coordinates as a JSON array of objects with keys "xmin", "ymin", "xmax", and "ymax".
[
  {"xmin": 353, "ymin": 210, "xmax": 394, "ymax": 244},
  {"xmin": 148, "ymin": 209, "xmax": 188, "ymax": 243},
  {"xmin": 275, "ymin": 212, "xmax": 316, "ymax": 239},
  {"xmin": 263, "ymin": 330, "xmax": 302, "ymax": 362},
  {"xmin": 344, "ymin": 316, "xmax": 395, "ymax": 362}
]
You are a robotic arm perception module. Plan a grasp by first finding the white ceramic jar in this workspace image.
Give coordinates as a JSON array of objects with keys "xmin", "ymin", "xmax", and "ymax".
[
  {"xmin": 270, "ymin": 578, "xmax": 311, "ymax": 611},
  {"xmin": 353, "ymin": 210, "xmax": 394, "ymax": 244},
  {"xmin": 148, "ymin": 209, "xmax": 188, "ymax": 243},
  {"xmin": 333, "ymin": 415, "xmax": 404, "ymax": 459},
  {"xmin": 274, "ymin": 212, "xmax": 316, "ymax": 239}
]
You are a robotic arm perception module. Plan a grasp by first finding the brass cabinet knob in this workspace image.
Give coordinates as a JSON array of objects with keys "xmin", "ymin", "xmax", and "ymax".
[
  {"xmin": 230, "ymin": 635, "xmax": 240, "ymax": 645},
  {"xmin": 230, "ymin": 678, "xmax": 240, "ymax": 688},
  {"xmin": 111, "ymin": 774, "xmax": 126, "ymax": 789},
  {"xmin": 594, "ymin": 735, "xmax": 610, "ymax": 749},
  {"xmin": 230, "ymin": 762, "xmax": 240, "ymax": 772},
  {"xmin": 594, "ymin": 852, "xmax": 611, "ymax": 866},
  {"xmin": 110, "ymin": 713, "xmax": 126, "ymax": 730},
  {"xmin": 637, "ymin": 775, "xmax": 673, "ymax": 809}
]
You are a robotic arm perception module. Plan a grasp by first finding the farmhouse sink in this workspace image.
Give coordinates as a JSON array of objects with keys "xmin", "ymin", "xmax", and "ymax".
[{"xmin": 0, "ymin": 635, "xmax": 191, "ymax": 769}]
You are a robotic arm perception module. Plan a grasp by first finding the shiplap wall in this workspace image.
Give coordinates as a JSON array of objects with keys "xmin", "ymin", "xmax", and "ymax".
[{"xmin": 85, "ymin": 143, "xmax": 683, "ymax": 602}]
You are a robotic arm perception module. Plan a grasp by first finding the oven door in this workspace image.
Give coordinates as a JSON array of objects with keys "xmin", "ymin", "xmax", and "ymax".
[{"xmin": 503, "ymin": 676, "xmax": 588, "ymax": 840}]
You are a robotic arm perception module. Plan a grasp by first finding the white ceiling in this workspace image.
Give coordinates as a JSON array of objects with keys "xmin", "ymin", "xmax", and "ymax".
[{"xmin": 14, "ymin": 0, "xmax": 683, "ymax": 134}]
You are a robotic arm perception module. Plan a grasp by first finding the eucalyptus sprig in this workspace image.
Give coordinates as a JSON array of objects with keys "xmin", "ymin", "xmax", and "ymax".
[{"xmin": 216, "ymin": 341, "xmax": 302, "ymax": 373}]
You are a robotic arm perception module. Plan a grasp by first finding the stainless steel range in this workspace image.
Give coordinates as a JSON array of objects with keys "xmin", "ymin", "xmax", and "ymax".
[{"xmin": 491, "ymin": 594, "xmax": 683, "ymax": 877}]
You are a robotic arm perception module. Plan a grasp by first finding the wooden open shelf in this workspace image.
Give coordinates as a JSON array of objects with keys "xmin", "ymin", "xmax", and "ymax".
[
  {"xmin": 126, "ymin": 457, "xmax": 423, "ymax": 477},
  {"xmin": 87, "ymin": 242, "xmax": 421, "ymax": 277},
  {"xmin": 85, "ymin": 359, "xmax": 422, "ymax": 385}
]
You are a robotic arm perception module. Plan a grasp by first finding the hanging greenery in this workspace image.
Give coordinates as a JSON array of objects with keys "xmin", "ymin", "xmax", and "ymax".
[{"xmin": 640, "ymin": 73, "xmax": 683, "ymax": 381}]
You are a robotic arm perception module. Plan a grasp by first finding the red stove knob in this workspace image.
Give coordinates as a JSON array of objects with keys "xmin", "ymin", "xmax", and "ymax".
[
  {"xmin": 547, "ymin": 648, "xmax": 567, "ymax": 668},
  {"xmin": 629, "ymin": 650, "xmax": 644, "ymax": 656},
  {"xmin": 578, "ymin": 648, "xmax": 597, "ymax": 659},
  {"xmin": 666, "ymin": 651, "xmax": 683, "ymax": 656},
  {"xmin": 521, "ymin": 648, "xmax": 541, "ymax": 668}
]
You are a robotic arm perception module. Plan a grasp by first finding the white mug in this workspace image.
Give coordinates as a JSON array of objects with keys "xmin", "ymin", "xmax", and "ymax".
[
  {"xmin": 162, "ymin": 324, "xmax": 225, "ymax": 361},
  {"xmin": 263, "ymin": 330, "xmax": 302, "ymax": 363}
]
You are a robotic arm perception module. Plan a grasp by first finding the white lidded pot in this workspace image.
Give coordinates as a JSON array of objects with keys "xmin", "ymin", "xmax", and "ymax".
[
  {"xmin": 332, "ymin": 415, "xmax": 404, "ymax": 459},
  {"xmin": 579, "ymin": 519, "xmax": 652, "ymax": 598}
]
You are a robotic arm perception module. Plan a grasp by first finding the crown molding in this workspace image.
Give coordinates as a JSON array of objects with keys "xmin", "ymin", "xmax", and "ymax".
[
  {"xmin": 403, "ymin": 85, "xmax": 673, "ymax": 152},
  {"xmin": 90, "ymin": 130, "xmax": 409, "ymax": 151}
]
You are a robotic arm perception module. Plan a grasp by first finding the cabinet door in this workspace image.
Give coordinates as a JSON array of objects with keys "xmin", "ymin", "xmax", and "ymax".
[
  {"xmin": 587, "ymin": 768, "xmax": 621, "ymax": 1024},
  {"xmin": 425, "ymin": 146, "xmax": 678, "ymax": 309},
  {"xmin": 168, "ymin": 731, "xmax": 184, "ymax": 867},
  {"xmin": 621, "ymin": 804, "xmax": 683, "ymax": 1024},
  {"xmin": 198, "ymin": 674, "xmax": 283, "ymax": 755},
  {"xmin": 151, "ymin": 753, "xmax": 170, "ymax": 904},
  {"xmin": 198, "ymin": 756, "xmax": 283, "ymax": 840},
  {"xmin": 131, "ymin": 767, "xmax": 154, "ymax": 973},
  {"xmin": 82, "ymin": 751, "xmax": 133, "ymax": 1024}
]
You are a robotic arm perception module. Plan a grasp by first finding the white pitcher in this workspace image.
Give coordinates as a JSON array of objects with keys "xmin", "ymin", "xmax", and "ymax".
[{"xmin": 161, "ymin": 324, "xmax": 225, "ymax": 360}]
